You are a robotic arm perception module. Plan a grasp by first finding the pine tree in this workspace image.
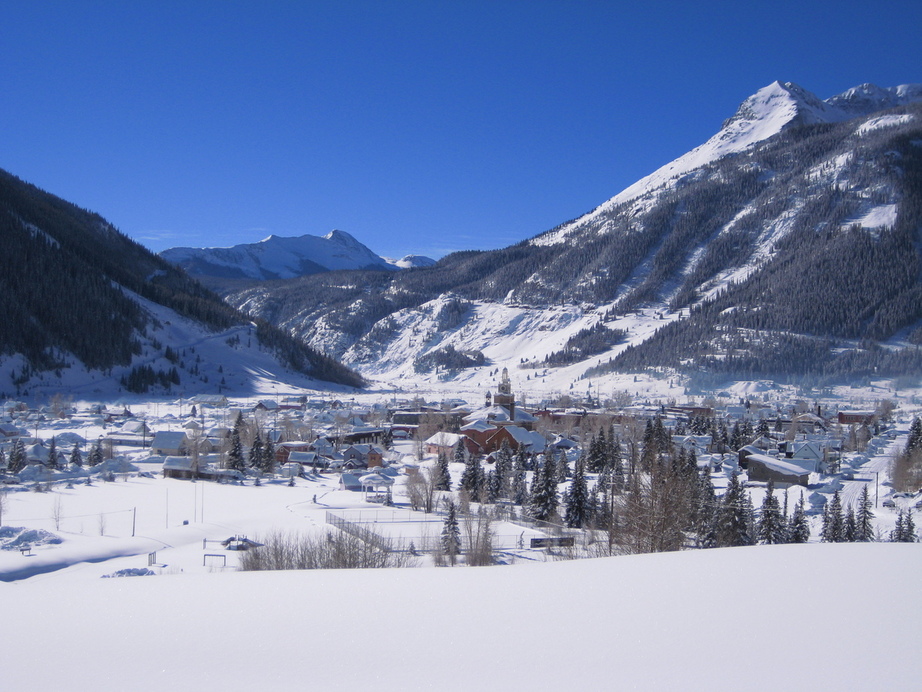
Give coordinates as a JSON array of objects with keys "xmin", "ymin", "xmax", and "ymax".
[
  {"xmin": 435, "ymin": 451, "xmax": 452, "ymax": 491},
  {"xmin": 9, "ymin": 438, "xmax": 26, "ymax": 474},
  {"xmin": 226, "ymin": 416, "xmax": 246, "ymax": 472},
  {"xmin": 460, "ymin": 453, "xmax": 484, "ymax": 501},
  {"xmin": 586, "ymin": 431, "xmax": 605, "ymax": 473},
  {"xmin": 694, "ymin": 466, "xmax": 718, "ymax": 548},
  {"xmin": 46, "ymin": 436, "xmax": 58, "ymax": 469},
  {"xmin": 741, "ymin": 490, "xmax": 757, "ymax": 546},
  {"xmin": 907, "ymin": 417, "xmax": 922, "ymax": 453},
  {"xmin": 510, "ymin": 452, "xmax": 528, "ymax": 506},
  {"xmin": 905, "ymin": 511, "xmax": 917, "ymax": 542},
  {"xmin": 453, "ymin": 438, "xmax": 467, "ymax": 467},
  {"xmin": 69, "ymin": 444, "xmax": 82, "ymax": 468},
  {"xmin": 758, "ymin": 480, "xmax": 785, "ymax": 544},
  {"xmin": 844, "ymin": 507, "xmax": 857, "ymax": 542},
  {"xmin": 855, "ymin": 485, "xmax": 874, "ymax": 541},
  {"xmin": 716, "ymin": 472, "xmax": 751, "ymax": 547},
  {"xmin": 441, "ymin": 498, "xmax": 461, "ymax": 564},
  {"xmin": 529, "ymin": 454, "xmax": 559, "ymax": 522},
  {"xmin": 822, "ymin": 491, "xmax": 845, "ymax": 543},
  {"xmin": 556, "ymin": 449, "xmax": 570, "ymax": 483},
  {"xmin": 494, "ymin": 442, "xmax": 512, "ymax": 499},
  {"xmin": 88, "ymin": 440, "xmax": 104, "ymax": 467},
  {"xmin": 788, "ymin": 495, "xmax": 811, "ymax": 543},
  {"xmin": 248, "ymin": 430, "xmax": 264, "ymax": 470},
  {"xmin": 890, "ymin": 510, "xmax": 916, "ymax": 542},
  {"xmin": 564, "ymin": 457, "xmax": 589, "ymax": 528},
  {"xmin": 261, "ymin": 437, "xmax": 275, "ymax": 474},
  {"xmin": 890, "ymin": 511, "xmax": 906, "ymax": 542}
]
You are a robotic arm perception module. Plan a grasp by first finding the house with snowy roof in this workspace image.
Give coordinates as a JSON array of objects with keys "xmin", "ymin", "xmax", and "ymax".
[
  {"xmin": 425, "ymin": 431, "xmax": 480, "ymax": 458},
  {"xmin": 745, "ymin": 453, "xmax": 811, "ymax": 487},
  {"xmin": 150, "ymin": 431, "xmax": 190, "ymax": 456},
  {"xmin": 484, "ymin": 425, "xmax": 547, "ymax": 454}
]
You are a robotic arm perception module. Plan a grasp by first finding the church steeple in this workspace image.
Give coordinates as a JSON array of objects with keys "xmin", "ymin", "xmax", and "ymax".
[{"xmin": 493, "ymin": 367, "xmax": 515, "ymax": 418}]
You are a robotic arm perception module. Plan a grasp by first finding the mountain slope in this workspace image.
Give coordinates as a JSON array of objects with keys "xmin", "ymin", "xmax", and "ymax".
[
  {"xmin": 161, "ymin": 229, "xmax": 433, "ymax": 280},
  {"xmin": 219, "ymin": 81, "xmax": 922, "ymax": 387},
  {"xmin": 0, "ymin": 169, "xmax": 365, "ymax": 395}
]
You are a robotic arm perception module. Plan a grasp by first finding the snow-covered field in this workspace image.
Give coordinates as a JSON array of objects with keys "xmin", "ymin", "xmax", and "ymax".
[{"xmin": 4, "ymin": 542, "xmax": 919, "ymax": 691}]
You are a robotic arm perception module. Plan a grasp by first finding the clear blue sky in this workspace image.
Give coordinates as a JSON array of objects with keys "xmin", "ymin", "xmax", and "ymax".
[{"xmin": 2, "ymin": 1, "xmax": 920, "ymax": 260}]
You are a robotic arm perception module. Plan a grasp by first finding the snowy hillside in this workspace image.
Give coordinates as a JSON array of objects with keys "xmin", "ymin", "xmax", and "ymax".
[
  {"xmin": 161, "ymin": 229, "xmax": 434, "ymax": 280},
  {"xmin": 221, "ymin": 81, "xmax": 922, "ymax": 391}
]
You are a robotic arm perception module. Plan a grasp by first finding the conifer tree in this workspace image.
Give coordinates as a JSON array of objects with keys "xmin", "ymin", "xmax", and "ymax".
[
  {"xmin": 494, "ymin": 442, "xmax": 512, "ymax": 498},
  {"xmin": 716, "ymin": 472, "xmax": 751, "ymax": 547},
  {"xmin": 261, "ymin": 437, "xmax": 275, "ymax": 474},
  {"xmin": 741, "ymin": 490, "xmax": 757, "ymax": 545},
  {"xmin": 248, "ymin": 430, "xmax": 264, "ymax": 470},
  {"xmin": 556, "ymin": 449, "xmax": 570, "ymax": 483},
  {"xmin": 9, "ymin": 439, "xmax": 26, "ymax": 474},
  {"xmin": 69, "ymin": 444, "xmax": 82, "ymax": 468},
  {"xmin": 855, "ymin": 485, "xmax": 875, "ymax": 541},
  {"xmin": 890, "ymin": 510, "xmax": 916, "ymax": 542},
  {"xmin": 460, "ymin": 453, "xmax": 485, "ymax": 502},
  {"xmin": 529, "ymin": 454, "xmax": 559, "ymax": 522},
  {"xmin": 453, "ymin": 438, "xmax": 467, "ymax": 466},
  {"xmin": 565, "ymin": 457, "xmax": 589, "ymax": 528},
  {"xmin": 907, "ymin": 417, "xmax": 922, "ymax": 453},
  {"xmin": 46, "ymin": 436, "xmax": 58, "ymax": 470},
  {"xmin": 694, "ymin": 466, "xmax": 718, "ymax": 548},
  {"xmin": 226, "ymin": 416, "xmax": 246, "ymax": 472},
  {"xmin": 88, "ymin": 440, "xmax": 104, "ymax": 467},
  {"xmin": 822, "ymin": 491, "xmax": 845, "ymax": 543},
  {"xmin": 788, "ymin": 495, "xmax": 811, "ymax": 543},
  {"xmin": 844, "ymin": 507, "xmax": 857, "ymax": 541},
  {"xmin": 758, "ymin": 480, "xmax": 786, "ymax": 544},
  {"xmin": 890, "ymin": 511, "xmax": 906, "ymax": 542},
  {"xmin": 441, "ymin": 498, "xmax": 461, "ymax": 564},
  {"xmin": 586, "ymin": 431, "xmax": 605, "ymax": 473},
  {"xmin": 510, "ymin": 451, "xmax": 528, "ymax": 506},
  {"xmin": 435, "ymin": 451, "xmax": 452, "ymax": 491}
]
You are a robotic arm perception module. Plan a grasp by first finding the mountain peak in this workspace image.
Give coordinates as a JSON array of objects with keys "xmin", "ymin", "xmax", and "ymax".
[{"xmin": 162, "ymin": 230, "xmax": 402, "ymax": 280}]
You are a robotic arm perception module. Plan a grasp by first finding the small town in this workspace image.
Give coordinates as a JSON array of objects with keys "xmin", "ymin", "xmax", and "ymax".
[{"xmin": 2, "ymin": 368, "xmax": 919, "ymax": 580}]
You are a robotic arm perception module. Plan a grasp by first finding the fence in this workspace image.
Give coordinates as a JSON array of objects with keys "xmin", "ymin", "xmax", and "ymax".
[{"xmin": 325, "ymin": 508, "xmax": 553, "ymax": 553}]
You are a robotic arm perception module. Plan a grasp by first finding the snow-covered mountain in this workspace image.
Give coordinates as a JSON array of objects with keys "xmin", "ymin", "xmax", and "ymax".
[
  {"xmin": 386, "ymin": 254, "xmax": 438, "ymax": 270},
  {"xmin": 218, "ymin": 81, "xmax": 922, "ymax": 390},
  {"xmin": 0, "ymin": 169, "xmax": 364, "ymax": 396},
  {"xmin": 535, "ymin": 81, "xmax": 922, "ymax": 247},
  {"xmin": 161, "ymin": 229, "xmax": 434, "ymax": 280}
]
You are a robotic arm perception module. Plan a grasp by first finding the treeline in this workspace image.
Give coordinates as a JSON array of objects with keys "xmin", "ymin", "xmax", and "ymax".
[
  {"xmin": 413, "ymin": 345, "xmax": 485, "ymax": 373},
  {"xmin": 120, "ymin": 364, "xmax": 181, "ymax": 393},
  {"xmin": 525, "ymin": 324, "xmax": 626, "ymax": 367}
]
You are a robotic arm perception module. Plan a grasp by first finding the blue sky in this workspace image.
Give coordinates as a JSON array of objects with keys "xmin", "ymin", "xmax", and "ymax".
[{"xmin": 2, "ymin": 1, "xmax": 920, "ymax": 260}]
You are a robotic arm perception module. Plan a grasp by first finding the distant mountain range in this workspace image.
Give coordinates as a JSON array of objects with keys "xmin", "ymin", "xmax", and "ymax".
[
  {"xmin": 217, "ymin": 81, "xmax": 922, "ymax": 387},
  {"xmin": 0, "ymin": 170, "xmax": 364, "ymax": 396},
  {"xmin": 160, "ymin": 230, "xmax": 435, "ymax": 281}
]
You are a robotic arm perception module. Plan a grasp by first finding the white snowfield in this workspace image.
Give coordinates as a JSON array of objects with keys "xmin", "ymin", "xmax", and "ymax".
[{"xmin": 2, "ymin": 543, "xmax": 918, "ymax": 691}]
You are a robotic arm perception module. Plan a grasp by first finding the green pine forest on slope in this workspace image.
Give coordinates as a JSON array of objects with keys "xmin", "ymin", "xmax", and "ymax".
[{"xmin": 0, "ymin": 169, "xmax": 365, "ymax": 390}]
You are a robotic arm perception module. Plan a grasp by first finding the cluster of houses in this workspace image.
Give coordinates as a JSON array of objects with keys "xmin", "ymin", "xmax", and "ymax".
[{"xmin": 0, "ymin": 378, "xmax": 892, "ymax": 493}]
